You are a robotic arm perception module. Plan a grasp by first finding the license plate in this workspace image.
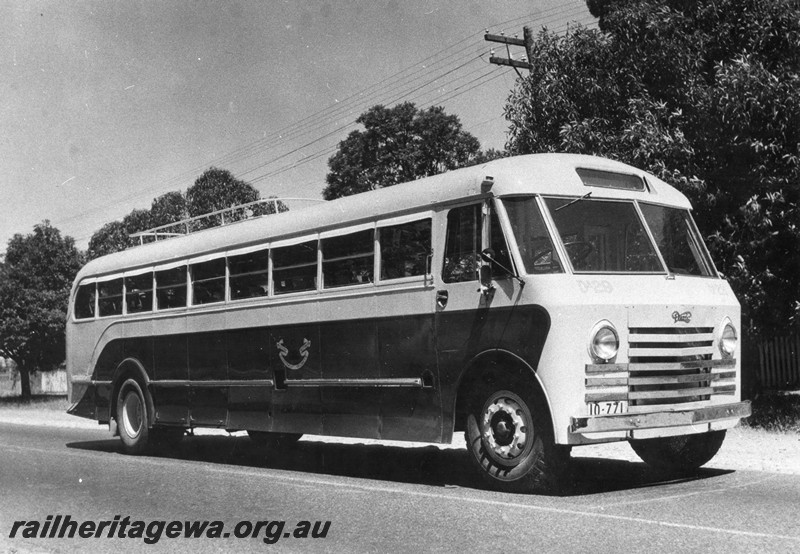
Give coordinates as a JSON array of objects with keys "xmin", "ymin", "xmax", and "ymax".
[{"xmin": 587, "ymin": 401, "xmax": 628, "ymax": 416}]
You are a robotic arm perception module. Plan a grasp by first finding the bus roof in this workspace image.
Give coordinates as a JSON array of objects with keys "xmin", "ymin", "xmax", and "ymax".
[{"xmin": 76, "ymin": 153, "xmax": 691, "ymax": 280}]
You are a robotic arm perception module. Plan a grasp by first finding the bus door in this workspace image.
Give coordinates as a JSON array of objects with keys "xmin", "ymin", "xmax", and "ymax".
[{"xmin": 435, "ymin": 200, "xmax": 523, "ymax": 402}]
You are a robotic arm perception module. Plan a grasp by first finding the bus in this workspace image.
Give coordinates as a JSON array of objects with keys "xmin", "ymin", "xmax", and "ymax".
[{"xmin": 66, "ymin": 154, "xmax": 751, "ymax": 493}]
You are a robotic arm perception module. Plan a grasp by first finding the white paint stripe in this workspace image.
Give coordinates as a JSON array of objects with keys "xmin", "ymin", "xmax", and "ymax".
[
  {"xmin": 594, "ymin": 473, "xmax": 779, "ymax": 510},
  {"xmin": 4, "ymin": 442, "xmax": 799, "ymax": 543}
]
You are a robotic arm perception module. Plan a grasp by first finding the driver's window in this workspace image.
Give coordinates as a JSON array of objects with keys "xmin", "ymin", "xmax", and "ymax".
[
  {"xmin": 442, "ymin": 203, "xmax": 513, "ymax": 283},
  {"xmin": 503, "ymin": 197, "xmax": 563, "ymax": 274},
  {"xmin": 443, "ymin": 204, "xmax": 480, "ymax": 283}
]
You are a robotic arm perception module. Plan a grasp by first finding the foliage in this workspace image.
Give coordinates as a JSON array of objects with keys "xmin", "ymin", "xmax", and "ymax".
[
  {"xmin": 0, "ymin": 222, "xmax": 82, "ymax": 399},
  {"xmin": 87, "ymin": 168, "xmax": 278, "ymax": 258},
  {"xmin": 323, "ymin": 103, "xmax": 482, "ymax": 200},
  {"xmin": 186, "ymin": 167, "xmax": 266, "ymax": 229},
  {"xmin": 743, "ymin": 392, "xmax": 800, "ymax": 433},
  {"xmin": 149, "ymin": 191, "xmax": 187, "ymax": 228},
  {"xmin": 505, "ymin": 0, "xmax": 800, "ymax": 338}
]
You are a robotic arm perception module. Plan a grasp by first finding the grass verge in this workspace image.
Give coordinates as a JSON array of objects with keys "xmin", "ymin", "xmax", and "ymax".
[{"xmin": 743, "ymin": 392, "xmax": 800, "ymax": 433}]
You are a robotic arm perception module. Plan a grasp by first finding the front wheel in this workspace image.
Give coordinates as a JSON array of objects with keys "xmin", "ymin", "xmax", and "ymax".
[
  {"xmin": 465, "ymin": 388, "xmax": 569, "ymax": 494},
  {"xmin": 116, "ymin": 378, "xmax": 151, "ymax": 455},
  {"xmin": 629, "ymin": 430, "xmax": 726, "ymax": 473}
]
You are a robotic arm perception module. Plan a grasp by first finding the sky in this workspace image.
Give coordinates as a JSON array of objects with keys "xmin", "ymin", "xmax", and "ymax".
[{"xmin": 0, "ymin": 0, "xmax": 596, "ymax": 252}]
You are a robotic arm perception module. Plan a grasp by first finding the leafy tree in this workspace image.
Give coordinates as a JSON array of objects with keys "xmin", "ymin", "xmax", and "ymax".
[
  {"xmin": 87, "ymin": 220, "xmax": 130, "ymax": 260},
  {"xmin": 323, "ymin": 103, "xmax": 482, "ymax": 200},
  {"xmin": 87, "ymin": 169, "xmax": 278, "ymax": 257},
  {"xmin": 186, "ymin": 167, "xmax": 268, "ymax": 229},
  {"xmin": 505, "ymin": 0, "xmax": 800, "ymax": 338},
  {"xmin": 0, "ymin": 222, "xmax": 82, "ymax": 399},
  {"xmin": 149, "ymin": 191, "xmax": 187, "ymax": 228}
]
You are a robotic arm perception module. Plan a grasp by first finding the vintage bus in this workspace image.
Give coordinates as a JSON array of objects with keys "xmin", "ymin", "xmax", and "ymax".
[{"xmin": 66, "ymin": 154, "xmax": 750, "ymax": 493}]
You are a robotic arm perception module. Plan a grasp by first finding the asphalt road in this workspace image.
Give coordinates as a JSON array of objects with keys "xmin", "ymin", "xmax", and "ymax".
[{"xmin": 1, "ymin": 422, "xmax": 799, "ymax": 553}]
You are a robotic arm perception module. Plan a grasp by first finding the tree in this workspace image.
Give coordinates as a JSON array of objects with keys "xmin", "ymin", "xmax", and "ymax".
[
  {"xmin": 323, "ymin": 103, "xmax": 482, "ymax": 200},
  {"xmin": 505, "ymin": 0, "xmax": 800, "ymax": 338},
  {"xmin": 186, "ymin": 167, "xmax": 267, "ymax": 229},
  {"xmin": 87, "ymin": 208, "xmax": 153, "ymax": 260},
  {"xmin": 0, "ymin": 222, "xmax": 83, "ymax": 399},
  {"xmin": 149, "ymin": 191, "xmax": 187, "ymax": 228}
]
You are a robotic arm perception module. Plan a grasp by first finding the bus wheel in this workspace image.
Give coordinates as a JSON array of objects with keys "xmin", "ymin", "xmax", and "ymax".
[
  {"xmin": 247, "ymin": 430, "xmax": 302, "ymax": 449},
  {"xmin": 116, "ymin": 378, "xmax": 151, "ymax": 455},
  {"xmin": 465, "ymin": 388, "xmax": 568, "ymax": 494},
  {"xmin": 629, "ymin": 430, "xmax": 726, "ymax": 473}
]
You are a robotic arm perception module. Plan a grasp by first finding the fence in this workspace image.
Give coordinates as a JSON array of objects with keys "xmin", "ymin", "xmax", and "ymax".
[
  {"xmin": 0, "ymin": 369, "xmax": 67, "ymax": 396},
  {"xmin": 757, "ymin": 334, "xmax": 800, "ymax": 390}
]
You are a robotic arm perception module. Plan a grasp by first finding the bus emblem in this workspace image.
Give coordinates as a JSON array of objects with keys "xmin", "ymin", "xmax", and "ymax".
[
  {"xmin": 672, "ymin": 311, "xmax": 692, "ymax": 324},
  {"xmin": 276, "ymin": 338, "xmax": 312, "ymax": 370}
]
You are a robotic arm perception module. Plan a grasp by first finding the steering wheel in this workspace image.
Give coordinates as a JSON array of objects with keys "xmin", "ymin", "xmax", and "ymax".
[{"xmin": 563, "ymin": 241, "xmax": 595, "ymax": 263}]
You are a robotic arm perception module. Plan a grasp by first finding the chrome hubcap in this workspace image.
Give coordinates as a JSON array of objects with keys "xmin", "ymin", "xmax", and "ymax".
[
  {"xmin": 122, "ymin": 391, "xmax": 143, "ymax": 438},
  {"xmin": 481, "ymin": 395, "xmax": 529, "ymax": 460}
]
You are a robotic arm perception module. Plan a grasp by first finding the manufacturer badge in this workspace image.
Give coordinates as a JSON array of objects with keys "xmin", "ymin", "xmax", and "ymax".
[{"xmin": 672, "ymin": 310, "xmax": 692, "ymax": 324}]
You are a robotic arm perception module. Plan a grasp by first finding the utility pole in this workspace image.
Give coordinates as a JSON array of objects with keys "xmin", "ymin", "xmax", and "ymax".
[{"xmin": 484, "ymin": 26, "xmax": 536, "ymax": 76}]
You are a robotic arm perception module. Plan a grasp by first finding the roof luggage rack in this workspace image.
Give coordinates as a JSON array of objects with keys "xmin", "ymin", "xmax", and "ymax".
[{"xmin": 129, "ymin": 197, "xmax": 324, "ymax": 246}]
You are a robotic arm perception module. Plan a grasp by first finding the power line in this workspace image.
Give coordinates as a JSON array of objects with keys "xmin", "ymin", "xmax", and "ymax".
[{"xmin": 64, "ymin": 2, "xmax": 595, "ymax": 240}]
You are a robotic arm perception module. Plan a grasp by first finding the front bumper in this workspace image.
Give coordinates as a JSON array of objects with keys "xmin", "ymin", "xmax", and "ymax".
[{"xmin": 570, "ymin": 400, "xmax": 751, "ymax": 434}]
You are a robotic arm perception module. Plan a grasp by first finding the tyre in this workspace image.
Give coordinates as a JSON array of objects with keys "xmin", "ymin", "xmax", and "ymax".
[
  {"xmin": 116, "ymin": 378, "xmax": 151, "ymax": 455},
  {"xmin": 629, "ymin": 430, "xmax": 726, "ymax": 473},
  {"xmin": 247, "ymin": 430, "xmax": 303, "ymax": 449},
  {"xmin": 465, "ymin": 388, "xmax": 569, "ymax": 494}
]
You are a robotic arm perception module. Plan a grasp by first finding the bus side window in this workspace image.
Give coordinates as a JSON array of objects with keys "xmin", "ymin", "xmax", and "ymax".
[
  {"xmin": 273, "ymin": 240, "xmax": 317, "ymax": 294},
  {"xmin": 443, "ymin": 204, "xmax": 481, "ymax": 283},
  {"xmin": 74, "ymin": 283, "xmax": 96, "ymax": 319},
  {"xmin": 322, "ymin": 230, "xmax": 374, "ymax": 288},
  {"xmin": 379, "ymin": 218, "xmax": 432, "ymax": 280},
  {"xmin": 229, "ymin": 249, "xmax": 269, "ymax": 300},
  {"xmin": 98, "ymin": 278, "xmax": 123, "ymax": 317},
  {"xmin": 125, "ymin": 273, "xmax": 153, "ymax": 313},
  {"xmin": 191, "ymin": 258, "xmax": 226, "ymax": 305},
  {"xmin": 156, "ymin": 266, "xmax": 187, "ymax": 309}
]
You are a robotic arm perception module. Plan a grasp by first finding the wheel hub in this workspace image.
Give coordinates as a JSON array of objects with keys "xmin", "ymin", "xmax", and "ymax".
[
  {"xmin": 122, "ymin": 391, "xmax": 143, "ymax": 438},
  {"xmin": 481, "ymin": 395, "xmax": 529, "ymax": 460}
]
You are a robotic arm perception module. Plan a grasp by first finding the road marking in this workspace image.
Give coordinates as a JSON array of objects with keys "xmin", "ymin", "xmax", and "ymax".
[
  {"xmin": 593, "ymin": 473, "xmax": 780, "ymax": 510},
  {"xmin": 5, "ymin": 442, "xmax": 800, "ymax": 543}
]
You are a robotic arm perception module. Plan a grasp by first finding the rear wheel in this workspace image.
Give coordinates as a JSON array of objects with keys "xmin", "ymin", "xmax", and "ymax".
[
  {"xmin": 465, "ymin": 388, "xmax": 569, "ymax": 494},
  {"xmin": 247, "ymin": 430, "xmax": 303, "ymax": 449},
  {"xmin": 629, "ymin": 430, "xmax": 726, "ymax": 472},
  {"xmin": 116, "ymin": 378, "xmax": 151, "ymax": 455}
]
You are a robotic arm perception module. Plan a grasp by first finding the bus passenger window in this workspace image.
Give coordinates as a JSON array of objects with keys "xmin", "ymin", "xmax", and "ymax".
[
  {"xmin": 229, "ymin": 249, "xmax": 269, "ymax": 300},
  {"xmin": 74, "ymin": 283, "xmax": 96, "ymax": 319},
  {"xmin": 191, "ymin": 258, "xmax": 226, "ymax": 305},
  {"xmin": 503, "ymin": 197, "xmax": 563, "ymax": 274},
  {"xmin": 379, "ymin": 219, "xmax": 431, "ymax": 280},
  {"xmin": 156, "ymin": 266, "xmax": 187, "ymax": 309},
  {"xmin": 322, "ymin": 230, "xmax": 374, "ymax": 288},
  {"xmin": 97, "ymin": 278, "xmax": 123, "ymax": 317},
  {"xmin": 125, "ymin": 273, "xmax": 153, "ymax": 313},
  {"xmin": 273, "ymin": 240, "xmax": 317, "ymax": 294},
  {"xmin": 443, "ymin": 205, "xmax": 480, "ymax": 283}
]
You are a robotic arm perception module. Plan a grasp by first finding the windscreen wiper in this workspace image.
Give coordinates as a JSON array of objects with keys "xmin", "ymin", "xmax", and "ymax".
[{"xmin": 555, "ymin": 192, "xmax": 592, "ymax": 212}]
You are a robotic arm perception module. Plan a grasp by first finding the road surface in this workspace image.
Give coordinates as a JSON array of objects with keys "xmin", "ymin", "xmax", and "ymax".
[{"xmin": 1, "ymin": 422, "xmax": 799, "ymax": 553}]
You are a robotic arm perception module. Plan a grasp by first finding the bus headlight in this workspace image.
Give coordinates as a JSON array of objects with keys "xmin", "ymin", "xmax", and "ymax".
[
  {"xmin": 720, "ymin": 322, "xmax": 737, "ymax": 358},
  {"xmin": 589, "ymin": 321, "xmax": 619, "ymax": 362}
]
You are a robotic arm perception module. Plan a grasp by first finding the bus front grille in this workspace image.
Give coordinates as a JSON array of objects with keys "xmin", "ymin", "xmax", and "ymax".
[
  {"xmin": 584, "ymin": 327, "xmax": 737, "ymax": 410},
  {"xmin": 628, "ymin": 326, "xmax": 733, "ymax": 407}
]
